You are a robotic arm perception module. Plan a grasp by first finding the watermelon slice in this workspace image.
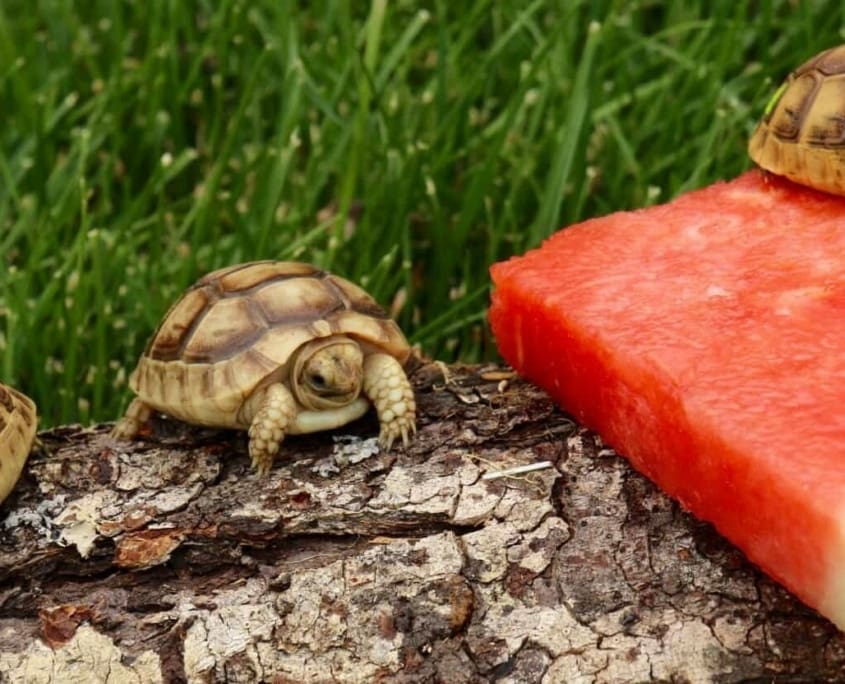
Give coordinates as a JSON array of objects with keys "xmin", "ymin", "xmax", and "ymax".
[{"xmin": 489, "ymin": 170, "xmax": 845, "ymax": 630}]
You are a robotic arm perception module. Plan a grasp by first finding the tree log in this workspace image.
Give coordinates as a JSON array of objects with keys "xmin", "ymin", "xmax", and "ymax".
[{"xmin": 0, "ymin": 363, "xmax": 841, "ymax": 683}]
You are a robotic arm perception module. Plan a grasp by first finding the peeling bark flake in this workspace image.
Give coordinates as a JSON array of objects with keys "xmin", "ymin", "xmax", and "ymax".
[{"xmin": 0, "ymin": 364, "xmax": 841, "ymax": 683}]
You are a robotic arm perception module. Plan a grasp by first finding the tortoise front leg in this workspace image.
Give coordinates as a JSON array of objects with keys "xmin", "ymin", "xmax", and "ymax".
[
  {"xmin": 247, "ymin": 382, "xmax": 297, "ymax": 476},
  {"xmin": 111, "ymin": 398, "xmax": 153, "ymax": 440},
  {"xmin": 362, "ymin": 353, "xmax": 416, "ymax": 450}
]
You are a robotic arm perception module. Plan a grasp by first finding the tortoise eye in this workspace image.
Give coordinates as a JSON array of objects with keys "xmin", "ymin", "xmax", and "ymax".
[{"xmin": 310, "ymin": 373, "xmax": 326, "ymax": 388}]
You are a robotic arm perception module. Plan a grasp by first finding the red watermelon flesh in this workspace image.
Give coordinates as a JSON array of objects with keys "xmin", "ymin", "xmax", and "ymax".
[{"xmin": 489, "ymin": 170, "xmax": 845, "ymax": 630}]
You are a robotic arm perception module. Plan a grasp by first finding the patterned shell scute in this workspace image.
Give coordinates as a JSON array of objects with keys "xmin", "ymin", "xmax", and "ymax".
[
  {"xmin": 0, "ymin": 383, "xmax": 37, "ymax": 502},
  {"xmin": 748, "ymin": 44, "xmax": 845, "ymax": 196},
  {"xmin": 145, "ymin": 287, "xmax": 211, "ymax": 362},
  {"xmin": 805, "ymin": 43, "xmax": 845, "ymax": 76},
  {"xmin": 203, "ymin": 261, "xmax": 320, "ymax": 292},
  {"xmin": 325, "ymin": 275, "xmax": 392, "ymax": 319},
  {"xmin": 144, "ymin": 261, "xmax": 407, "ymax": 367},
  {"xmin": 761, "ymin": 44, "xmax": 845, "ymax": 148},
  {"xmin": 0, "ymin": 384, "xmax": 35, "ymax": 435}
]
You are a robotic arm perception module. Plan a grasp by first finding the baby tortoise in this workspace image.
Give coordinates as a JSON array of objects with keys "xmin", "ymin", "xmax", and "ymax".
[
  {"xmin": 0, "ymin": 383, "xmax": 37, "ymax": 504},
  {"xmin": 749, "ymin": 44, "xmax": 845, "ymax": 196},
  {"xmin": 112, "ymin": 261, "xmax": 417, "ymax": 474}
]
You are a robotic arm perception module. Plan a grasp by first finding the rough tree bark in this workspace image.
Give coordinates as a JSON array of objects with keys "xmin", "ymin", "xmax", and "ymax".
[{"xmin": 0, "ymin": 363, "xmax": 842, "ymax": 683}]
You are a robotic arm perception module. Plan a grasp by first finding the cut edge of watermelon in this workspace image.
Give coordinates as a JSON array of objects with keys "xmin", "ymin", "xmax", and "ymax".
[
  {"xmin": 822, "ymin": 523, "xmax": 845, "ymax": 626},
  {"xmin": 489, "ymin": 273, "xmax": 845, "ymax": 631}
]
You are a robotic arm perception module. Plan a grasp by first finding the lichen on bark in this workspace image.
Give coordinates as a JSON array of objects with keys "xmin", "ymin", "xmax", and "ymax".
[{"xmin": 0, "ymin": 364, "xmax": 842, "ymax": 683}]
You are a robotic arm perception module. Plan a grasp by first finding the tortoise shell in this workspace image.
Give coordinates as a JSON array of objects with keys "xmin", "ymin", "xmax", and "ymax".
[
  {"xmin": 748, "ymin": 44, "xmax": 845, "ymax": 195},
  {"xmin": 129, "ymin": 261, "xmax": 411, "ymax": 428},
  {"xmin": 0, "ymin": 383, "xmax": 37, "ymax": 504}
]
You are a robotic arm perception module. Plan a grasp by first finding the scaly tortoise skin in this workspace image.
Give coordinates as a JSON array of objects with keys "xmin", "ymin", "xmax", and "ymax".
[
  {"xmin": 749, "ymin": 44, "xmax": 845, "ymax": 196},
  {"xmin": 112, "ymin": 261, "xmax": 417, "ymax": 474},
  {"xmin": 0, "ymin": 383, "xmax": 37, "ymax": 504}
]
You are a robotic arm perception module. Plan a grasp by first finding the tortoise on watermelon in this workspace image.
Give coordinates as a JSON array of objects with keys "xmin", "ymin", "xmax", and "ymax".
[
  {"xmin": 111, "ymin": 261, "xmax": 417, "ymax": 475},
  {"xmin": 749, "ymin": 44, "xmax": 845, "ymax": 196}
]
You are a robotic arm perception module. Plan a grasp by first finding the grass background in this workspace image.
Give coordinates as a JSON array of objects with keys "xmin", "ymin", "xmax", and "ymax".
[{"xmin": 1, "ymin": 0, "xmax": 843, "ymax": 427}]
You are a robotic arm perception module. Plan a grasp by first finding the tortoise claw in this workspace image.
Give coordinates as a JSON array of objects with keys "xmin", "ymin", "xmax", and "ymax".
[{"xmin": 377, "ymin": 413, "xmax": 415, "ymax": 452}]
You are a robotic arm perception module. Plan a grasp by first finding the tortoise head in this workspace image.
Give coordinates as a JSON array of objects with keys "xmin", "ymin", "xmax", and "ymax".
[{"xmin": 291, "ymin": 335, "xmax": 364, "ymax": 410}]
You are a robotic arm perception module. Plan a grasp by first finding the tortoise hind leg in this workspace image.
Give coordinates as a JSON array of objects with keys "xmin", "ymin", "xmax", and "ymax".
[
  {"xmin": 111, "ymin": 398, "xmax": 153, "ymax": 440},
  {"xmin": 247, "ymin": 383, "xmax": 297, "ymax": 476}
]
